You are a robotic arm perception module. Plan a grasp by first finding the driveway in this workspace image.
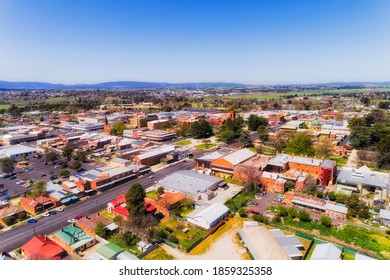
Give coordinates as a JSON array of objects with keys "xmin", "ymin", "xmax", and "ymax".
[{"xmin": 345, "ymin": 149, "xmax": 358, "ymax": 168}]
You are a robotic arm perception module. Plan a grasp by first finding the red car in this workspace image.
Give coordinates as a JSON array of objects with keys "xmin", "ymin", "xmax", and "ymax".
[
  {"xmin": 75, "ymin": 215, "xmax": 83, "ymax": 220},
  {"xmin": 250, "ymin": 210, "xmax": 260, "ymax": 215}
]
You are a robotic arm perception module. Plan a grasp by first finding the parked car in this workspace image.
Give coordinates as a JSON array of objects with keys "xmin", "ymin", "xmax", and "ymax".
[
  {"xmin": 250, "ymin": 210, "xmax": 261, "ymax": 215},
  {"xmin": 48, "ymin": 211, "xmax": 57, "ymax": 215},
  {"xmin": 27, "ymin": 219, "xmax": 38, "ymax": 224},
  {"xmin": 67, "ymin": 218, "xmax": 77, "ymax": 223},
  {"xmin": 9, "ymin": 176, "xmax": 17, "ymax": 180},
  {"xmin": 56, "ymin": 207, "xmax": 64, "ymax": 212},
  {"xmin": 40, "ymin": 174, "xmax": 47, "ymax": 177},
  {"xmin": 42, "ymin": 212, "xmax": 51, "ymax": 217},
  {"xmin": 49, "ymin": 175, "xmax": 57, "ymax": 180},
  {"xmin": 149, "ymin": 175, "xmax": 155, "ymax": 179},
  {"xmin": 249, "ymin": 201, "xmax": 258, "ymax": 206},
  {"xmin": 75, "ymin": 215, "xmax": 82, "ymax": 220}
]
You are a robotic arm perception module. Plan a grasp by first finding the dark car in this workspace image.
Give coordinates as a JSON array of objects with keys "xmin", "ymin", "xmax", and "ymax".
[
  {"xmin": 40, "ymin": 174, "xmax": 47, "ymax": 177},
  {"xmin": 49, "ymin": 175, "xmax": 57, "ymax": 180},
  {"xmin": 77, "ymin": 168, "xmax": 85, "ymax": 172},
  {"xmin": 165, "ymin": 227, "xmax": 174, "ymax": 233},
  {"xmin": 249, "ymin": 201, "xmax": 258, "ymax": 206},
  {"xmin": 8, "ymin": 176, "xmax": 17, "ymax": 180},
  {"xmin": 27, "ymin": 219, "xmax": 38, "ymax": 224},
  {"xmin": 48, "ymin": 211, "xmax": 57, "ymax": 215}
]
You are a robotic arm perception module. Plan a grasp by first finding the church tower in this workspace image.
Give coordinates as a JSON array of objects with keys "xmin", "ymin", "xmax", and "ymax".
[{"xmin": 103, "ymin": 115, "xmax": 111, "ymax": 135}]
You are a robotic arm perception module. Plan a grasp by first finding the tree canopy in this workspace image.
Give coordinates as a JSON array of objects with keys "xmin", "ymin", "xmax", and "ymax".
[
  {"xmin": 239, "ymin": 130, "xmax": 253, "ymax": 148},
  {"xmin": 1, "ymin": 157, "xmax": 13, "ymax": 174},
  {"xmin": 31, "ymin": 180, "xmax": 47, "ymax": 199},
  {"xmin": 110, "ymin": 121, "xmax": 127, "ymax": 136},
  {"xmin": 190, "ymin": 120, "xmax": 214, "ymax": 139},
  {"xmin": 126, "ymin": 183, "xmax": 146, "ymax": 217},
  {"xmin": 285, "ymin": 133, "xmax": 315, "ymax": 157},
  {"xmin": 45, "ymin": 152, "xmax": 58, "ymax": 163},
  {"xmin": 247, "ymin": 114, "xmax": 268, "ymax": 131}
]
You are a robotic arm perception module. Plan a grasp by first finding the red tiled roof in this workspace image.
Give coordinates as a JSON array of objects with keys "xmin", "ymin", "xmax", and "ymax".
[
  {"xmin": 21, "ymin": 236, "xmax": 64, "ymax": 260},
  {"xmin": 110, "ymin": 194, "xmax": 126, "ymax": 207},
  {"xmin": 20, "ymin": 197, "xmax": 39, "ymax": 208},
  {"xmin": 113, "ymin": 206, "xmax": 128, "ymax": 217},
  {"xmin": 35, "ymin": 196, "xmax": 52, "ymax": 205},
  {"xmin": 156, "ymin": 192, "xmax": 184, "ymax": 208}
]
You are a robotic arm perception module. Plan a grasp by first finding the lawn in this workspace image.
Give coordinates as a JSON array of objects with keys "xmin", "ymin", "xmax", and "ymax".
[
  {"xmin": 189, "ymin": 217, "xmax": 243, "ymax": 255},
  {"xmin": 146, "ymin": 191, "xmax": 159, "ymax": 200},
  {"xmin": 225, "ymin": 189, "xmax": 256, "ymax": 213},
  {"xmin": 330, "ymin": 156, "xmax": 348, "ymax": 167},
  {"xmin": 99, "ymin": 210, "xmax": 115, "ymax": 222},
  {"xmin": 158, "ymin": 218, "xmax": 207, "ymax": 251},
  {"xmin": 195, "ymin": 143, "xmax": 217, "ymax": 150},
  {"xmin": 109, "ymin": 233, "xmax": 141, "ymax": 256},
  {"xmin": 142, "ymin": 247, "xmax": 175, "ymax": 260},
  {"xmin": 175, "ymin": 140, "xmax": 191, "ymax": 146},
  {"xmin": 260, "ymin": 146, "xmax": 276, "ymax": 155}
]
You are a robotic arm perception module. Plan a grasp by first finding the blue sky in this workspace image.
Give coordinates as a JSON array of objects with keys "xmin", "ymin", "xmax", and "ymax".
[{"xmin": 0, "ymin": 0, "xmax": 389, "ymax": 84}]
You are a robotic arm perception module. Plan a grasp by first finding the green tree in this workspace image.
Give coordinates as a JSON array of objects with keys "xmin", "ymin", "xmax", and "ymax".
[
  {"xmin": 74, "ymin": 150, "xmax": 88, "ymax": 162},
  {"xmin": 190, "ymin": 120, "xmax": 214, "ymax": 139},
  {"xmin": 247, "ymin": 115, "xmax": 268, "ymax": 131},
  {"xmin": 31, "ymin": 180, "xmax": 47, "ymax": 199},
  {"xmin": 110, "ymin": 121, "xmax": 127, "ymax": 136},
  {"xmin": 59, "ymin": 169, "xmax": 70, "ymax": 177},
  {"xmin": 376, "ymin": 135, "xmax": 390, "ymax": 169},
  {"xmin": 62, "ymin": 146, "xmax": 74, "ymax": 159},
  {"xmin": 238, "ymin": 208, "xmax": 247, "ymax": 218},
  {"xmin": 257, "ymin": 126, "xmax": 269, "ymax": 142},
  {"xmin": 328, "ymin": 191, "xmax": 336, "ymax": 201},
  {"xmin": 348, "ymin": 116, "xmax": 365, "ymax": 131},
  {"xmin": 287, "ymin": 207, "xmax": 297, "ymax": 218},
  {"xmin": 239, "ymin": 130, "xmax": 253, "ymax": 147},
  {"xmin": 157, "ymin": 187, "xmax": 165, "ymax": 195},
  {"xmin": 277, "ymin": 206, "xmax": 288, "ymax": 217},
  {"xmin": 95, "ymin": 221, "xmax": 108, "ymax": 238},
  {"xmin": 126, "ymin": 183, "xmax": 146, "ymax": 217},
  {"xmin": 45, "ymin": 152, "xmax": 58, "ymax": 164},
  {"xmin": 286, "ymin": 134, "xmax": 315, "ymax": 157},
  {"xmin": 320, "ymin": 216, "xmax": 332, "ymax": 227},
  {"xmin": 1, "ymin": 157, "xmax": 14, "ymax": 174},
  {"xmin": 297, "ymin": 210, "xmax": 311, "ymax": 222},
  {"xmin": 315, "ymin": 140, "xmax": 331, "ymax": 159},
  {"xmin": 219, "ymin": 129, "xmax": 235, "ymax": 143},
  {"xmin": 71, "ymin": 160, "xmax": 82, "ymax": 170}
]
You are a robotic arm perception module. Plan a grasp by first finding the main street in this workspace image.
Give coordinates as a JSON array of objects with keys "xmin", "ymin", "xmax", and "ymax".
[{"xmin": 0, "ymin": 157, "xmax": 200, "ymax": 252}]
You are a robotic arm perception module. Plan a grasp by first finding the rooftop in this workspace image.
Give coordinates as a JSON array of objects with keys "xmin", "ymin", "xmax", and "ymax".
[
  {"xmin": 158, "ymin": 170, "xmax": 224, "ymax": 195},
  {"xmin": 310, "ymin": 243, "xmax": 341, "ymax": 260},
  {"xmin": 187, "ymin": 203, "xmax": 229, "ymax": 224},
  {"xmin": 218, "ymin": 148, "xmax": 256, "ymax": 166},
  {"xmin": 337, "ymin": 166, "xmax": 389, "ymax": 189}
]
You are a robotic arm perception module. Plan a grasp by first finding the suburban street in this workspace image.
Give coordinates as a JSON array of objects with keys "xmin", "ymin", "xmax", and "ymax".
[{"xmin": 0, "ymin": 158, "xmax": 199, "ymax": 252}]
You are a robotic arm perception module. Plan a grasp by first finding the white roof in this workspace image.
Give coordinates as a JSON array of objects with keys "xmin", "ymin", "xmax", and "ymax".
[
  {"xmin": 220, "ymin": 148, "xmax": 255, "ymax": 165},
  {"xmin": 136, "ymin": 145, "xmax": 175, "ymax": 160},
  {"xmin": 379, "ymin": 209, "xmax": 390, "ymax": 220},
  {"xmin": 187, "ymin": 203, "xmax": 229, "ymax": 224},
  {"xmin": 262, "ymin": 171, "xmax": 278, "ymax": 180},
  {"xmin": 0, "ymin": 145, "xmax": 37, "ymax": 157},
  {"xmin": 310, "ymin": 243, "xmax": 341, "ymax": 260},
  {"xmin": 325, "ymin": 203, "xmax": 348, "ymax": 214}
]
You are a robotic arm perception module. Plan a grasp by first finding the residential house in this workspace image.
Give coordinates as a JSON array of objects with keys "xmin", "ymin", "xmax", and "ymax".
[
  {"xmin": 51, "ymin": 224, "xmax": 96, "ymax": 254},
  {"xmin": 76, "ymin": 214, "xmax": 118, "ymax": 237},
  {"xmin": 21, "ymin": 236, "xmax": 66, "ymax": 260}
]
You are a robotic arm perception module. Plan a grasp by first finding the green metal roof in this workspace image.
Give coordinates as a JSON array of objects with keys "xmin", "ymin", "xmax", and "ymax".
[
  {"xmin": 53, "ymin": 225, "xmax": 94, "ymax": 249},
  {"xmin": 96, "ymin": 243, "xmax": 124, "ymax": 260}
]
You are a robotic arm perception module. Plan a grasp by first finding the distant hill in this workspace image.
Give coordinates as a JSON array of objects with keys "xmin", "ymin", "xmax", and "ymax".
[{"xmin": 0, "ymin": 81, "xmax": 246, "ymax": 89}]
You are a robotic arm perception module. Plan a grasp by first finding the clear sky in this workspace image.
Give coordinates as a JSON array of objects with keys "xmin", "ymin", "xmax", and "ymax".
[{"xmin": 0, "ymin": 0, "xmax": 389, "ymax": 84}]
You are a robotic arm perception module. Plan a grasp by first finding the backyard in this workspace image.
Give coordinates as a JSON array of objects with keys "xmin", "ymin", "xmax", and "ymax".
[
  {"xmin": 157, "ymin": 218, "xmax": 207, "ymax": 251},
  {"xmin": 329, "ymin": 156, "xmax": 348, "ymax": 167},
  {"xmin": 175, "ymin": 140, "xmax": 191, "ymax": 146},
  {"xmin": 195, "ymin": 143, "xmax": 217, "ymax": 150}
]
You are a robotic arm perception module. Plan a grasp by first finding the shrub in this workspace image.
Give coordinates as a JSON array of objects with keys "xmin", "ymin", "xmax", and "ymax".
[
  {"xmin": 277, "ymin": 206, "xmax": 288, "ymax": 217},
  {"xmin": 175, "ymin": 224, "xmax": 184, "ymax": 231},
  {"xmin": 157, "ymin": 187, "xmax": 165, "ymax": 195},
  {"xmin": 320, "ymin": 216, "xmax": 332, "ymax": 228},
  {"xmin": 287, "ymin": 207, "xmax": 297, "ymax": 218},
  {"xmin": 113, "ymin": 216, "xmax": 123, "ymax": 224},
  {"xmin": 59, "ymin": 169, "xmax": 70, "ymax": 177},
  {"xmin": 2, "ymin": 215, "xmax": 16, "ymax": 226},
  {"xmin": 238, "ymin": 208, "xmax": 247, "ymax": 218},
  {"xmin": 252, "ymin": 214, "xmax": 269, "ymax": 224},
  {"xmin": 386, "ymin": 229, "xmax": 390, "ymax": 235},
  {"xmin": 272, "ymin": 215, "xmax": 281, "ymax": 223},
  {"xmin": 167, "ymin": 235, "xmax": 179, "ymax": 244},
  {"xmin": 298, "ymin": 210, "xmax": 311, "ymax": 222}
]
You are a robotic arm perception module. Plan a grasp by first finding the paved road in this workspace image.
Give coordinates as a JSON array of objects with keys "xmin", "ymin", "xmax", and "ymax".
[{"xmin": 0, "ymin": 159, "xmax": 198, "ymax": 252}]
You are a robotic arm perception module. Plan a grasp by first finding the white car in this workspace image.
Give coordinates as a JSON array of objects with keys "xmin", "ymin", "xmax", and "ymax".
[
  {"xmin": 56, "ymin": 207, "xmax": 64, "ymax": 212},
  {"xmin": 67, "ymin": 218, "xmax": 77, "ymax": 223},
  {"xmin": 42, "ymin": 212, "xmax": 51, "ymax": 217}
]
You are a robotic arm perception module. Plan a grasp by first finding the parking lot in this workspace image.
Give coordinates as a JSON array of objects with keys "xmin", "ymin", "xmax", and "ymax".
[{"xmin": 246, "ymin": 192, "xmax": 280, "ymax": 214}]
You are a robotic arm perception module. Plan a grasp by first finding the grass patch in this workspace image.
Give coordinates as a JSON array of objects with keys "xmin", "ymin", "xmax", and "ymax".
[
  {"xmin": 195, "ymin": 143, "xmax": 217, "ymax": 150},
  {"xmin": 330, "ymin": 156, "xmax": 348, "ymax": 167},
  {"xmin": 190, "ymin": 217, "xmax": 244, "ymax": 255},
  {"xmin": 108, "ymin": 233, "xmax": 141, "ymax": 256},
  {"xmin": 158, "ymin": 219, "xmax": 207, "ymax": 251},
  {"xmin": 343, "ymin": 252, "xmax": 355, "ymax": 260},
  {"xmin": 225, "ymin": 189, "xmax": 256, "ymax": 213},
  {"xmin": 99, "ymin": 210, "xmax": 115, "ymax": 222},
  {"xmin": 175, "ymin": 140, "xmax": 191, "ymax": 146},
  {"xmin": 142, "ymin": 247, "xmax": 175, "ymax": 260},
  {"xmin": 260, "ymin": 146, "xmax": 276, "ymax": 155},
  {"xmin": 249, "ymin": 147, "xmax": 257, "ymax": 153},
  {"xmin": 146, "ymin": 191, "xmax": 159, "ymax": 200}
]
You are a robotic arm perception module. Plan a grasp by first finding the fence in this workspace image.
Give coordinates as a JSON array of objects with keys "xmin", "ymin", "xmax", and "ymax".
[
  {"xmin": 186, "ymin": 232, "xmax": 210, "ymax": 253},
  {"xmin": 137, "ymin": 243, "xmax": 159, "ymax": 259},
  {"xmin": 162, "ymin": 238, "xmax": 179, "ymax": 249}
]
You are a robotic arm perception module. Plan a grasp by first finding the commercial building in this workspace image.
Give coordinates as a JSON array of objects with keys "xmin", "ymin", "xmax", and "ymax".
[
  {"xmin": 211, "ymin": 148, "xmax": 256, "ymax": 176},
  {"xmin": 157, "ymin": 170, "xmax": 227, "ymax": 200},
  {"xmin": 196, "ymin": 151, "xmax": 227, "ymax": 170},
  {"xmin": 129, "ymin": 115, "xmax": 158, "ymax": 128},
  {"xmin": 147, "ymin": 119, "xmax": 170, "ymax": 130},
  {"xmin": 134, "ymin": 145, "xmax": 175, "ymax": 166},
  {"xmin": 138, "ymin": 130, "xmax": 176, "ymax": 142},
  {"xmin": 336, "ymin": 166, "xmax": 389, "ymax": 200},
  {"xmin": 0, "ymin": 144, "xmax": 37, "ymax": 159},
  {"xmin": 0, "ymin": 134, "xmax": 39, "ymax": 146}
]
